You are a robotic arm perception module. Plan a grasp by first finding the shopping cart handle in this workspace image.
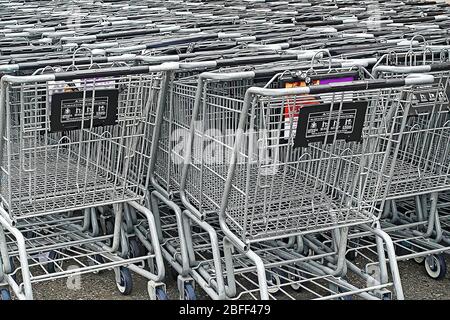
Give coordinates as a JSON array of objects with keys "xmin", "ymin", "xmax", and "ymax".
[
  {"xmin": 373, "ymin": 65, "xmax": 432, "ymax": 78},
  {"xmin": 373, "ymin": 63, "xmax": 450, "ymax": 77},
  {"xmin": 337, "ymin": 58, "xmax": 378, "ymax": 67},
  {"xmin": 404, "ymin": 74, "xmax": 436, "ymax": 85},
  {"xmin": 214, "ymin": 54, "xmax": 299, "ymax": 67},
  {"xmin": 243, "ymin": 75, "xmax": 435, "ymax": 96},
  {"xmin": 1, "ymin": 62, "xmax": 180, "ymax": 83},
  {"xmin": 0, "ymin": 31, "xmax": 29, "ymax": 38},
  {"xmin": 218, "ymin": 32, "xmax": 243, "ymax": 39}
]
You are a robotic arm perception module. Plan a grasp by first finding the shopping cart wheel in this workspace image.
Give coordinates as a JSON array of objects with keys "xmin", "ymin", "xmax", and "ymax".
[
  {"xmin": 168, "ymin": 266, "xmax": 179, "ymax": 280},
  {"xmin": 346, "ymin": 239, "xmax": 359, "ymax": 261},
  {"xmin": 116, "ymin": 267, "xmax": 133, "ymax": 295},
  {"xmin": 129, "ymin": 238, "xmax": 146, "ymax": 258},
  {"xmin": 290, "ymin": 280, "xmax": 302, "ymax": 292},
  {"xmin": 288, "ymin": 270, "xmax": 306, "ymax": 292},
  {"xmin": 394, "ymin": 241, "xmax": 411, "ymax": 256},
  {"xmin": 337, "ymin": 289, "xmax": 352, "ymax": 300},
  {"xmin": 24, "ymin": 230, "xmax": 36, "ymax": 239},
  {"xmin": 346, "ymin": 250, "xmax": 357, "ymax": 261},
  {"xmin": 156, "ymin": 288, "xmax": 169, "ymax": 300},
  {"xmin": 330, "ymin": 284, "xmax": 352, "ymax": 300},
  {"xmin": 9, "ymin": 257, "xmax": 17, "ymax": 282},
  {"xmin": 105, "ymin": 219, "xmax": 114, "ymax": 246},
  {"xmin": 183, "ymin": 283, "xmax": 196, "ymax": 300},
  {"xmin": 267, "ymin": 271, "xmax": 281, "ymax": 294},
  {"xmin": 424, "ymin": 254, "xmax": 447, "ymax": 280},
  {"xmin": 88, "ymin": 255, "xmax": 104, "ymax": 274},
  {"xmin": 413, "ymin": 257, "xmax": 425, "ymax": 264},
  {"xmin": 45, "ymin": 251, "xmax": 59, "ymax": 274},
  {"xmin": 0, "ymin": 289, "xmax": 11, "ymax": 300}
]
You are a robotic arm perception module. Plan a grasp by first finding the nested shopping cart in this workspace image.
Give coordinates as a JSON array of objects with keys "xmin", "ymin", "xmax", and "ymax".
[
  {"xmin": 173, "ymin": 65, "xmax": 435, "ymax": 299},
  {"xmin": 353, "ymin": 53, "xmax": 450, "ymax": 280},
  {"xmin": 138, "ymin": 54, "xmax": 346, "ymax": 298},
  {"xmin": 0, "ymin": 63, "xmax": 181, "ymax": 299},
  {"xmin": 338, "ymin": 46, "xmax": 450, "ymax": 283}
]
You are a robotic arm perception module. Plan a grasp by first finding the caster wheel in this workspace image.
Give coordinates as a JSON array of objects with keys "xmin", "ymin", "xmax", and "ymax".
[
  {"xmin": 288, "ymin": 270, "xmax": 305, "ymax": 292},
  {"xmin": 303, "ymin": 248, "xmax": 314, "ymax": 257},
  {"xmin": 9, "ymin": 257, "xmax": 17, "ymax": 282},
  {"xmin": 395, "ymin": 241, "xmax": 411, "ymax": 256},
  {"xmin": 267, "ymin": 271, "xmax": 281, "ymax": 294},
  {"xmin": 105, "ymin": 219, "xmax": 114, "ymax": 234},
  {"xmin": 425, "ymin": 254, "xmax": 447, "ymax": 280},
  {"xmin": 105, "ymin": 220, "xmax": 114, "ymax": 246},
  {"xmin": 414, "ymin": 257, "xmax": 425, "ymax": 264},
  {"xmin": 45, "ymin": 251, "xmax": 59, "ymax": 273},
  {"xmin": 129, "ymin": 238, "xmax": 146, "ymax": 258},
  {"xmin": 183, "ymin": 283, "xmax": 196, "ymax": 300},
  {"xmin": 330, "ymin": 284, "xmax": 352, "ymax": 300},
  {"xmin": 156, "ymin": 288, "xmax": 169, "ymax": 300},
  {"xmin": 169, "ymin": 267, "xmax": 179, "ymax": 281},
  {"xmin": 290, "ymin": 278, "xmax": 302, "ymax": 292},
  {"xmin": 338, "ymin": 288, "xmax": 352, "ymax": 300},
  {"xmin": 24, "ymin": 230, "xmax": 36, "ymax": 239},
  {"xmin": 346, "ymin": 239, "xmax": 359, "ymax": 261},
  {"xmin": 290, "ymin": 283, "xmax": 301, "ymax": 291},
  {"xmin": 346, "ymin": 250, "xmax": 357, "ymax": 261},
  {"xmin": 116, "ymin": 267, "xmax": 133, "ymax": 295},
  {"xmin": 89, "ymin": 254, "xmax": 104, "ymax": 274},
  {"xmin": 0, "ymin": 289, "xmax": 11, "ymax": 300}
]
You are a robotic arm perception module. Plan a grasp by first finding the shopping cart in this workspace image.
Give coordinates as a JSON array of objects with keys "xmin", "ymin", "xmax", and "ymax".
[
  {"xmin": 341, "ymin": 53, "xmax": 450, "ymax": 281},
  {"xmin": 0, "ymin": 63, "xmax": 180, "ymax": 299},
  {"xmin": 173, "ymin": 66, "xmax": 435, "ymax": 299}
]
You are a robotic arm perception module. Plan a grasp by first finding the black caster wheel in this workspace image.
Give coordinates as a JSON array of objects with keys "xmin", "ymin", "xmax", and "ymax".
[
  {"xmin": 0, "ymin": 289, "xmax": 11, "ymax": 300},
  {"xmin": 116, "ymin": 267, "xmax": 133, "ymax": 295},
  {"xmin": 183, "ymin": 283, "xmax": 196, "ymax": 300},
  {"xmin": 346, "ymin": 250, "xmax": 357, "ymax": 261},
  {"xmin": 395, "ymin": 241, "xmax": 411, "ymax": 256},
  {"xmin": 129, "ymin": 238, "xmax": 146, "ymax": 258},
  {"xmin": 24, "ymin": 230, "xmax": 36, "ymax": 239},
  {"xmin": 105, "ymin": 220, "xmax": 114, "ymax": 246},
  {"xmin": 156, "ymin": 288, "xmax": 169, "ymax": 300},
  {"xmin": 425, "ymin": 254, "xmax": 447, "ymax": 280},
  {"xmin": 45, "ymin": 251, "xmax": 59, "ymax": 273},
  {"xmin": 169, "ymin": 266, "xmax": 179, "ymax": 281}
]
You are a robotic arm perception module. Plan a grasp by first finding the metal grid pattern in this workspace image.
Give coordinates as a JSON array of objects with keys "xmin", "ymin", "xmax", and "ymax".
[{"xmin": 1, "ymin": 73, "xmax": 162, "ymax": 219}]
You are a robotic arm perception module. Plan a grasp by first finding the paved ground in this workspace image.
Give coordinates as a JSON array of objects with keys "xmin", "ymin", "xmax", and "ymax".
[{"xmin": 30, "ymin": 256, "xmax": 449, "ymax": 300}]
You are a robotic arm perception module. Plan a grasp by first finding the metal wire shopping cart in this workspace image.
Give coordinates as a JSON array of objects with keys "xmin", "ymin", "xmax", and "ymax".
[
  {"xmin": 174, "ymin": 67, "xmax": 435, "ymax": 299},
  {"xmin": 0, "ymin": 63, "xmax": 180, "ymax": 299}
]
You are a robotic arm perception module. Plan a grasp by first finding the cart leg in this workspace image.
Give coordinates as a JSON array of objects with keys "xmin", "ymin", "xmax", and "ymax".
[
  {"xmin": 370, "ymin": 223, "xmax": 404, "ymax": 300},
  {"xmin": 247, "ymin": 249, "xmax": 269, "ymax": 300},
  {"xmin": 148, "ymin": 280, "xmax": 167, "ymax": 300},
  {"xmin": 128, "ymin": 201, "xmax": 165, "ymax": 282},
  {"xmin": 183, "ymin": 210, "xmax": 227, "ymax": 299},
  {"xmin": 177, "ymin": 275, "xmax": 196, "ymax": 300},
  {"xmin": 151, "ymin": 191, "xmax": 190, "ymax": 277},
  {"xmin": 375, "ymin": 231, "xmax": 389, "ymax": 284},
  {"xmin": 223, "ymin": 237, "xmax": 237, "ymax": 298},
  {"xmin": 0, "ymin": 226, "xmax": 12, "ymax": 274},
  {"xmin": 0, "ymin": 214, "xmax": 33, "ymax": 300}
]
